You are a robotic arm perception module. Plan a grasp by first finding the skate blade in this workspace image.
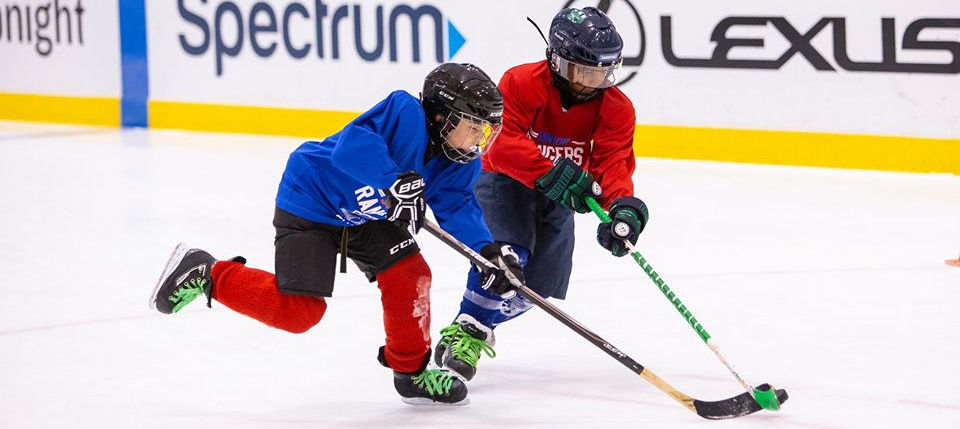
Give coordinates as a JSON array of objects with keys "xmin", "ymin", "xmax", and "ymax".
[
  {"xmin": 148, "ymin": 243, "xmax": 191, "ymax": 310},
  {"xmin": 400, "ymin": 397, "xmax": 470, "ymax": 407}
]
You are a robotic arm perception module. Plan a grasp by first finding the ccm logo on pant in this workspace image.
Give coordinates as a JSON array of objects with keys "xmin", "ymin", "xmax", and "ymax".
[{"xmin": 390, "ymin": 238, "xmax": 416, "ymax": 255}]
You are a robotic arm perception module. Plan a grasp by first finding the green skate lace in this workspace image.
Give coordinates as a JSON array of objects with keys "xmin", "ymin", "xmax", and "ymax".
[
  {"xmin": 438, "ymin": 324, "xmax": 460, "ymax": 348},
  {"xmin": 412, "ymin": 369, "xmax": 455, "ymax": 396},
  {"xmin": 169, "ymin": 278, "xmax": 207, "ymax": 313},
  {"xmin": 439, "ymin": 324, "xmax": 496, "ymax": 369}
]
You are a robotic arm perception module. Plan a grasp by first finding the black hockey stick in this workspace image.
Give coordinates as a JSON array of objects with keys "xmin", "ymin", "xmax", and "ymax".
[{"xmin": 423, "ymin": 219, "xmax": 787, "ymax": 419}]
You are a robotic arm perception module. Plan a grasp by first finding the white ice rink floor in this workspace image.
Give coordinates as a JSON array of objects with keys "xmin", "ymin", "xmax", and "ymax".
[{"xmin": 1, "ymin": 120, "xmax": 958, "ymax": 428}]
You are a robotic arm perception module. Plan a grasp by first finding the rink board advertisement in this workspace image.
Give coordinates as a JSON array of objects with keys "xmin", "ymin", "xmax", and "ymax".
[
  {"xmin": 0, "ymin": 0, "xmax": 121, "ymax": 125},
  {"xmin": 1, "ymin": 0, "xmax": 959, "ymax": 173}
]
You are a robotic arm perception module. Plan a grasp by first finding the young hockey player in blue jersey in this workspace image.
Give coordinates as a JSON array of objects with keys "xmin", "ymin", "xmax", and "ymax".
[
  {"xmin": 433, "ymin": 8, "xmax": 650, "ymax": 381},
  {"xmin": 149, "ymin": 63, "xmax": 527, "ymax": 406}
]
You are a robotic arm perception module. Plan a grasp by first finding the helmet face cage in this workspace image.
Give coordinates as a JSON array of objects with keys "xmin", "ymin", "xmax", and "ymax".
[
  {"xmin": 437, "ymin": 111, "xmax": 502, "ymax": 164},
  {"xmin": 550, "ymin": 52, "xmax": 622, "ymax": 89}
]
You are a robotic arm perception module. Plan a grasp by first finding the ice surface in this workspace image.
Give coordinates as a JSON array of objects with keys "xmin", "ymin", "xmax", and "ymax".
[{"xmin": 1, "ymin": 121, "xmax": 958, "ymax": 428}]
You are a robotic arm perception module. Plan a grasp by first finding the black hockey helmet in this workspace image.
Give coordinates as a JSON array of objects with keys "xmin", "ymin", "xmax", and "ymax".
[
  {"xmin": 421, "ymin": 63, "xmax": 504, "ymax": 164},
  {"xmin": 547, "ymin": 7, "xmax": 624, "ymax": 105}
]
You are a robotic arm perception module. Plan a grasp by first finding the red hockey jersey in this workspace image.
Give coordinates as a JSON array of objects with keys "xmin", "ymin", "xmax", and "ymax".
[{"xmin": 482, "ymin": 60, "xmax": 636, "ymax": 209}]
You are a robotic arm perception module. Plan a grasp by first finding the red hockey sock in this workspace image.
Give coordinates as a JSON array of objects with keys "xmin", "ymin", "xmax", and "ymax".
[
  {"xmin": 211, "ymin": 260, "xmax": 327, "ymax": 334},
  {"xmin": 377, "ymin": 252, "xmax": 432, "ymax": 373}
]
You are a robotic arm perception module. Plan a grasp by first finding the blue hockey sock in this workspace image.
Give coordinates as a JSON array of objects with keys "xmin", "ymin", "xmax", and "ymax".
[{"xmin": 457, "ymin": 244, "xmax": 535, "ymax": 328}]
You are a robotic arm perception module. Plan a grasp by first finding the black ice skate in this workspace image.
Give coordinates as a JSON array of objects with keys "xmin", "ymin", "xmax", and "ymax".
[
  {"xmin": 435, "ymin": 313, "xmax": 496, "ymax": 381},
  {"xmin": 149, "ymin": 243, "xmax": 216, "ymax": 314},
  {"xmin": 394, "ymin": 368, "xmax": 469, "ymax": 406}
]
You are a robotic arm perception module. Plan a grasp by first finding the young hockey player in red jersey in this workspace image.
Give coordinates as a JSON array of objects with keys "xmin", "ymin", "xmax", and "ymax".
[
  {"xmin": 149, "ymin": 63, "xmax": 527, "ymax": 405},
  {"xmin": 434, "ymin": 8, "xmax": 650, "ymax": 381}
]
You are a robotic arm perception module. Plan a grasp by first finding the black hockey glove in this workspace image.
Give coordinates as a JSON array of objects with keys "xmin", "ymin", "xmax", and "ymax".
[
  {"xmin": 478, "ymin": 242, "xmax": 525, "ymax": 299},
  {"xmin": 596, "ymin": 196, "xmax": 649, "ymax": 257},
  {"xmin": 535, "ymin": 157, "xmax": 602, "ymax": 213},
  {"xmin": 385, "ymin": 171, "xmax": 426, "ymax": 234}
]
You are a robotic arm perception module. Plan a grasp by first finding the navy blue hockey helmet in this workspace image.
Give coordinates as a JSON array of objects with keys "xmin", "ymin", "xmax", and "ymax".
[
  {"xmin": 547, "ymin": 7, "xmax": 624, "ymax": 104},
  {"xmin": 421, "ymin": 63, "xmax": 504, "ymax": 164}
]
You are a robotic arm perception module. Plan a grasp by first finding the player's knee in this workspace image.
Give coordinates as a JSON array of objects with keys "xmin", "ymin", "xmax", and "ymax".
[
  {"xmin": 404, "ymin": 252, "xmax": 431, "ymax": 281},
  {"xmin": 272, "ymin": 297, "xmax": 327, "ymax": 334},
  {"xmin": 381, "ymin": 252, "xmax": 432, "ymax": 287},
  {"xmin": 408, "ymin": 253, "xmax": 432, "ymax": 300}
]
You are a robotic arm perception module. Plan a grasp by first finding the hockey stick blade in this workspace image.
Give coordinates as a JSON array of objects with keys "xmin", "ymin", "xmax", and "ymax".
[
  {"xmin": 586, "ymin": 197, "xmax": 787, "ymax": 414},
  {"xmin": 694, "ymin": 383, "xmax": 789, "ymax": 420},
  {"xmin": 422, "ymin": 220, "xmax": 788, "ymax": 419}
]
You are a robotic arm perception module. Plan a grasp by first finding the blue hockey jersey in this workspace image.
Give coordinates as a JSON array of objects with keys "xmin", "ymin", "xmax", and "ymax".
[{"xmin": 276, "ymin": 90, "xmax": 493, "ymax": 252}]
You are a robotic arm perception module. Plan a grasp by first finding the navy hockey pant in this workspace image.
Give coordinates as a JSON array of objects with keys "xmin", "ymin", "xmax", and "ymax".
[{"xmin": 457, "ymin": 172, "xmax": 575, "ymax": 328}]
